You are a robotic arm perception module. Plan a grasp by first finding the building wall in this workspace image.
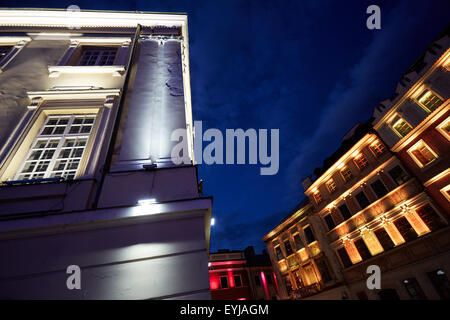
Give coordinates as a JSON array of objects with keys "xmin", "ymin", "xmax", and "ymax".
[
  {"xmin": 0, "ymin": 10, "xmax": 211, "ymax": 300},
  {"xmin": 0, "ymin": 206, "xmax": 211, "ymax": 299}
]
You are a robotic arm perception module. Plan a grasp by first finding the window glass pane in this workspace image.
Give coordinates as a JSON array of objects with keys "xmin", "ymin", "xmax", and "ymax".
[
  {"xmin": 304, "ymin": 226, "xmax": 315, "ymax": 244},
  {"xmin": 340, "ymin": 167, "xmax": 353, "ymax": 182},
  {"xmin": 284, "ymin": 240, "xmax": 293, "ymax": 256},
  {"xmin": 370, "ymin": 180, "xmax": 388, "ymax": 198},
  {"xmin": 338, "ymin": 247, "xmax": 352, "ymax": 268},
  {"xmin": 427, "ymin": 269, "xmax": 450, "ymax": 299},
  {"xmin": 15, "ymin": 115, "xmax": 95, "ymax": 181},
  {"xmin": 353, "ymin": 154, "xmax": 369, "ymax": 170},
  {"xmin": 324, "ymin": 214, "xmax": 336, "ymax": 230},
  {"xmin": 338, "ymin": 203, "xmax": 352, "ymax": 220},
  {"xmin": 275, "ymin": 246, "xmax": 284, "ymax": 261},
  {"xmin": 418, "ymin": 90, "xmax": 443, "ymax": 112},
  {"xmin": 388, "ymin": 165, "xmax": 409, "ymax": 185},
  {"xmin": 354, "ymin": 238, "xmax": 371, "ymax": 261},
  {"xmin": 415, "ymin": 204, "xmax": 445, "ymax": 232},
  {"xmin": 234, "ymin": 275, "xmax": 242, "ymax": 287},
  {"xmin": 220, "ymin": 276, "xmax": 229, "ymax": 289},
  {"xmin": 403, "ymin": 278, "xmax": 426, "ymax": 300},
  {"xmin": 0, "ymin": 46, "xmax": 12, "ymax": 63},
  {"xmin": 393, "ymin": 217, "xmax": 418, "ymax": 242},
  {"xmin": 326, "ymin": 179, "xmax": 336, "ymax": 193},
  {"xmin": 410, "ymin": 141, "xmax": 437, "ymax": 166},
  {"xmin": 355, "ymin": 192, "xmax": 370, "ymax": 209},
  {"xmin": 370, "ymin": 141, "xmax": 385, "ymax": 157},
  {"xmin": 374, "ymin": 228, "xmax": 395, "ymax": 251},
  {"xmin": 293, "ymin": 234, "xmax": 303, "ymax": 251},
  {"xmin": 393, "ymin": 119, "xmax": 412, "ymax": 137}
]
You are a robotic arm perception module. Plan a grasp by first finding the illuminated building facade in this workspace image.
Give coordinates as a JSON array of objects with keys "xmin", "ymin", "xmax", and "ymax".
[
  {"xmin": 263, "ymin": 199, "xmax": 343, "ymax": 300},
  {"xmin": 373, "ymin": 35, "xmax": 450, "ymax": 219},
  {"xmin": 265, "ymin": 32, "xmax": 450, "ymax": 300},
  {"xmin": 0, "ymin": 9, "xmax": 212, "ymax": 299},
  {"xmin": 209, "ymin": 247, "xmax": 278, "ymax": 300}
]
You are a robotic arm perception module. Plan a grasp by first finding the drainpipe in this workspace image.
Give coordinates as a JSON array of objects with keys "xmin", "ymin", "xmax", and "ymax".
[{"xmin": 91, "ymin": 24, "xmax": 142, "ymax": 209}]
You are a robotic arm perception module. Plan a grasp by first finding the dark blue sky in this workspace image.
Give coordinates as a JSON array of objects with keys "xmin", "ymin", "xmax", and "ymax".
[{"xmin": 2, "ymin": 0, "xmax": 449, "ymax": 253}]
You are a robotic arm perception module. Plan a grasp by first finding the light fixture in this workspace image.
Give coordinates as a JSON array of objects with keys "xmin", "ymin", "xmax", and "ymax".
[
  {"xmin": 137, "ymin": 198, "xmax": 156, "ymax": 206},
  {"xmin": 351, "ymin": 151, "xmax": 359, "ymax": 158},
  {"xmin": 211, "ymin": 218, "xmax": 215, "ymax": 226}
]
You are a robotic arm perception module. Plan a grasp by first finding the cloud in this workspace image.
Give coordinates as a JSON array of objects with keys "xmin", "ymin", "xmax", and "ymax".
[
  {"xmin": 285, "ymin": 0, "xmax": 450, "ymax": 201},
  {"xmin": 211, "ymin": 210, "xmax": 285, "ymax": 252}
]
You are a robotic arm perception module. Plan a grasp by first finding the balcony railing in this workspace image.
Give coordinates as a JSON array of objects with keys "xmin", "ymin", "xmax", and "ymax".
[{"xmin": 290, "ymin": 282, "xmax": 321, "ymax": 299}]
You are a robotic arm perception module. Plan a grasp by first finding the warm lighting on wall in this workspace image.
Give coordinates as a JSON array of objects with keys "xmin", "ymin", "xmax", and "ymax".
[
  {"xmin": 405, "ymin": 211, "xmax": 430, "ymax": 236},
  {"xmin": 344, "ymin": 241, "xmax": 362, "ymax": 264},
  {"xmin": 337, "ymin": 162, "xmax": 344, "ymax": 169},
  {"xmin": 352, "ymin": 150, "xmax": 360, "ymax": 158}
]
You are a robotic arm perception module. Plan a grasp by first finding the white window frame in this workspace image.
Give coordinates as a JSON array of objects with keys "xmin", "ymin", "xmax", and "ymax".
[
  {"xmin": 48, "ymin": 37, "xmax": 131, "ymax": 77},
  {"xmin": 436, "ymin": 116, "xmax": 450, "ymax": 141},
  {"xmin": 407, "ymin": 139, "xmax": 439, "ymax": 168},
  {"xmin": 14, "ymin": 114, "xmax": 96, "ymax": 181},
  {"xmin": 0, "ymin": 89, "xmax": 119, "ymax": 183},
  {"xmin": 0, "ymin": 36, "xmax": 31, "ymax": 73}
]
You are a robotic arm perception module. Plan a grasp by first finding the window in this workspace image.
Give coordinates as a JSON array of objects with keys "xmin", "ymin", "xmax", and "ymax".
[
  {"xmin": 324, "ymin": 214, "xmax": 336, "ymax": 230},
  {"xmin": 338, "ymin": 203, "xmax": 352, "ymax": 220},
  {"xmin": 275, "ymin": 246, "xmax": 284, "ymax": 261},
  {"xmin": 392, "ymin": 118, "xmax": 413, "ymax": 138},
  {"xmin": 77, "ymin": 46, "xmax": 118, "ymax": 66},
  {"xmin": 303, "ymin": 226, "xmax": 315, "ymax": 244},
  {"xmin": 254, "ymin": 275, "xmax": 261, "ymax": 286},
  {"xmin": 441, "ymin": 185, "xmax": 450, "ymax": 202},
  {"xmin": 353, "ymin": 154, "xmax": 369, "ymax": 170},
  {"xmin": 326, "ymin": 179, "xmax": 336, "ymax": 193},
  {"xmin": 407, "ymin": 140, "xmax": 438, "ymax": 168},
  {"xmin": 293, "ymin": 233, "xmax": 303, "ymax": 251},
  {"xmin": 403, "ymin": 278, "xmax": 426, "ymax": 300},
  {"xmin": 370, "ymin": 140, "xmax": 386, "ymax": 157},
  {"xmin": 313, "ymin": 190, "xmax": 323, "ymax": 204},
  {"xmin": 354, "ymin": 238, "xmax": 371, "ymax": 261},
  {"xmin": 284, "ymin": 239, "xmax": 293, "ymax": 256},
  {"xmin": 0, "ymin": 46, "xmax": 12, "ymax": 63},
  {"xmin": 337, "ymin": 247, "xmax": 352, "ymax": 268},
  {"xmin": 340, "ymin": 167, "xmax": 353, "ymax": 182},
  {"xmin": 436, "ymin": 117, "xmax": 450, "ymax": 141},
  {"xmin": 266, "ymin": 273, "xmax": 273, "ymax": 285},
  {"xmin": 374, "ymin": 228, "xmax": 395, "ymax": 251},
  {"xmin": 415, "ymin": 204, "xmax": 445, "ymax": 232},
  {"xmin": 354, "ymin": 192, "xmax": 370, "ymax": 210},
  {"xmin": 417, "ymin": 90, "xmax": 443, "ymax": 113},
  {"xmin": 14, "ymin": 115, "xmax": 96, "ymax": 181},
  {"xmin": 427, "ymin": 269, "xmax": 450, "ymax": 299},
  {"xmin": 220, "ymin": 276, "xmax": 229, "ymax": 289},
  {"xmin": 370, "ymin": 180, "xmax": 389, "ymax": 198},
  {"xmin": 388, "ymin": 165, "xmax": 409, "ymax": 186},
  {"xmin": 316, "ymin": 258, "xmax": 332, "ymax": 283},
  {"xmin": 393, "ymin": 217, "xmax": 418, "ymax": 242},
  {"xmin": 234, "ymin": 275, "xmax": 242, "ymax": 288}
]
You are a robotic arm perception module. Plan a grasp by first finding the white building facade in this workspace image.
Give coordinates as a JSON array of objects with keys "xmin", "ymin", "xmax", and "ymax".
[{"xmin": 0, "ymin": 9, "xmax": 212, "ymax": 299}]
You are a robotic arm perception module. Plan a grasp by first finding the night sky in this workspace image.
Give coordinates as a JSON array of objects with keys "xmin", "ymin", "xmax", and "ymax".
[{"xmin": 2, "ymin": 0, "xmax": 449, "ymax": 253}]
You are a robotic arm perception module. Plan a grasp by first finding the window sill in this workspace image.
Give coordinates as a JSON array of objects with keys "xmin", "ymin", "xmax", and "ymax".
[{"xmin": 48, "ymin": 65, "xmax": 126, "ymax": 78}]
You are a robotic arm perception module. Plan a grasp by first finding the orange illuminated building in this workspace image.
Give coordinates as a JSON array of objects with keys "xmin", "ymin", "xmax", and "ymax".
[{"xmin": 264, "ymin": 31, "xmax": 450, "ymax": 300}]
